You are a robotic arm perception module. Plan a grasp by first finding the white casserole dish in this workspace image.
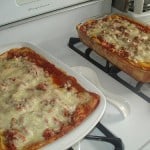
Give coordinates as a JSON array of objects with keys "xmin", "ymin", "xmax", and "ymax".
[{"xmin": 0, "ymin": 42, "xmax": 106, "ymax": 150}]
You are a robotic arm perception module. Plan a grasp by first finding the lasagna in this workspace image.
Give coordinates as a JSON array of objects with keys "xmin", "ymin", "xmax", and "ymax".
[
  {"xmin": 76, "ymin": 14, "xmax": 150, "ymax": 82},
  {"xmin": 0, "ymin": 47, "xmax": 100, "ymax": 150}
]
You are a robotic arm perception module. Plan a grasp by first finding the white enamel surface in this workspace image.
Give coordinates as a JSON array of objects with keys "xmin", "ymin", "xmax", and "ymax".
[
  {"xmin": 0, "ymin": 1, "xmax": 150, "ymax": 150},
  {"xmin": 71, "ymin": 66, "xmax": 130, "ymax": 119},
  {"xmin": 0, "ymin": 0, "xmax": 96, "ymax": 26}
]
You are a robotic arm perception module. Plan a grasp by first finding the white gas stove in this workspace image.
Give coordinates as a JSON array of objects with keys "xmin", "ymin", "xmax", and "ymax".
[{"xmin": 0, "ymin": 0, "xmax": 150, "ymax": 150}]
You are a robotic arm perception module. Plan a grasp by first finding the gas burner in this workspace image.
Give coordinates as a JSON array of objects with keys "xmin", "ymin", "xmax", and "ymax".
[
  {"xmin": 68, "ymin": 122, "xmax": 124, "ymax": 150},
  {"xmin": 68, "ymin": 37, "xmax": 150, "ymax": 103}
]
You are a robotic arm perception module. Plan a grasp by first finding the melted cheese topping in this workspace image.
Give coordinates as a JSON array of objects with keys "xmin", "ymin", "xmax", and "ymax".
[
  {"xmin": 86, "ymin": 17, "xmax": 150, "ymax": 63},
  {"xmin": 0, "ymin": 57, "xmax": 91, "ymax": 149}
]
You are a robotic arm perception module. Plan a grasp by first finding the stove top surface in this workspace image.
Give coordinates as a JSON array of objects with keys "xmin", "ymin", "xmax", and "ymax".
[{"xmin": 0, "ymin": 1, "xmax": 149, "ymax": 149}]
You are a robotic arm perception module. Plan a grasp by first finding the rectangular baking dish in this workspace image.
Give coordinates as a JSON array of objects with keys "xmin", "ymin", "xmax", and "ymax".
[
  {"xmin": 76, "ymin": 14, "xmax": 150, "ymax": 83},
  {"xmin": 0, "ymin": 42, "xmax": 106, "ymax": 150}
]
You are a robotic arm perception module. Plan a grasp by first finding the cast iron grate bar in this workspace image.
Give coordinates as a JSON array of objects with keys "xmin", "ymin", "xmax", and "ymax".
[
  {"xmin": 68, "ymin": 37, "xmax": 150, "ymax": 103},
  {"xmin": 85, "ymin": 122, "xmax": 124, "ymax": 150},
  {"xmin": 68, "ymin": 122, "xmax": 124, "ymax": 150}
]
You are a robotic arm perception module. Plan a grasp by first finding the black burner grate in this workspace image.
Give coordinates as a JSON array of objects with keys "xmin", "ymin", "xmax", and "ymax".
[
  {"xmin": 68, "ymin": 37, "xmax": 150, "ymax": 103},
  {"xmin": 68, "ymin": 122, "xmax": 124, "ymax": 150}
]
